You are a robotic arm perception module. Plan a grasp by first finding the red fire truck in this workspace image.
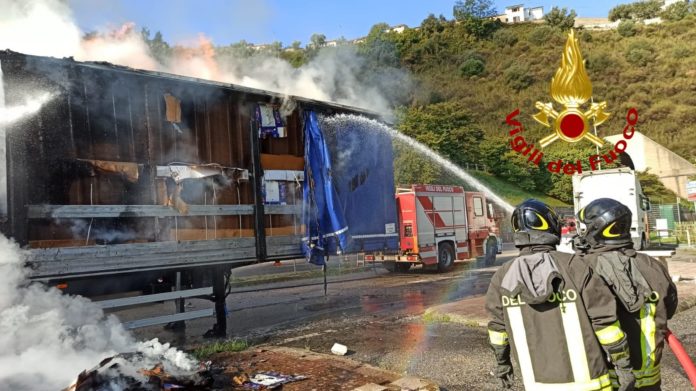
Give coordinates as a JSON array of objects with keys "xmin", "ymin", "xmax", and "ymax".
[{"xmin": 365, "ymin": 185, "xmax": 500, "ymax": 272}]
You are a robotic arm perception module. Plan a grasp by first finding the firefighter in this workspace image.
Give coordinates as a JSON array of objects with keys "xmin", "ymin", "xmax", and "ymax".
[
  {"xmin": 486, "ymin": 199, "xmax": 635, "ymax": 390},
  {"xmin": 484, "ymin": 228, "xmax": 499, "ymax": 267},
  {"xmin": 576, "ymin": 198, "xmax": 678, "ymax": 391}
]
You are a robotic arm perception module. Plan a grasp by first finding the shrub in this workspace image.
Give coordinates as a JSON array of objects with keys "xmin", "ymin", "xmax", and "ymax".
[
  {"xmin": 586, "ymin": 51, "xmax": 615, "ymax": 73},
  {"xmin": 617, "ymin": 20, "xmax": 637, "ymax": 37},
  {"xmin": 580, "ymin": 30, "xmax": 593, "ymax": 42},
  {"xmin": 625, "ymin": 40, "xmax": 655, "ymax": 66},
  {"xmin": 460, "ymin": 58, "xmax": 486, "ymax": 77},
  {"xmin": 493, "ymin": 28, "xmax": 518, "ymax": 47},
  {"xmin": 529, "ymin": 25, "xmax": 558, "ymax": 46},
  {"xmin": 672, "ymin": 44, "xmax": 693, "ymax": 59},
  {"xmin": 504, "ymin": 65, "xmax": 533, "ymax": 91}
]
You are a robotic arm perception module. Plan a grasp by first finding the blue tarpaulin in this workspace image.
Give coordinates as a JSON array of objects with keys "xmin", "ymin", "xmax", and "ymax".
[
  {"xmin": 320, "ymin": 115, "xmax": 399, "ymax": 253},
  {"xmin": 302, "ymin": 111, "xmax": 350, "ymax": 265}
]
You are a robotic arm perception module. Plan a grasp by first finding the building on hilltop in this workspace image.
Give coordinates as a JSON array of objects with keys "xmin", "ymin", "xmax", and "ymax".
[
  {"xmin": 605, "ymin": 131, "xmax": 696, "ymax": 199},
  {"xmin": 493, "ymin": 4, "xmax": 544, "ymax": 23}
]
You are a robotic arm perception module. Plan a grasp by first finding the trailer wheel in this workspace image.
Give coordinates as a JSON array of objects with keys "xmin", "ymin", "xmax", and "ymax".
[{"xmin": 437, "ymin": 243, "xmax": 455, "ymax": 273}]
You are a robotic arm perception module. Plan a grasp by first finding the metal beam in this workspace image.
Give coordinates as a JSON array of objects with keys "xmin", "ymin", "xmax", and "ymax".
[
  {"xmin": 123, "ymin": 308, "xmax": 214, "ymax": 329},
  {"xmin": 27, "ymin": 204, "xmax": 254, "ymax": 218},
  {"xmin": 96, "ymin": 287, "xmax": 213, "ymax": 309},
  {"xmin": 27, "ymin": 204, "xmax": 302, "ymax": 219},
  {"xmin": 264, "ymin": 204, "xmax": 302, "ymax": 215}
]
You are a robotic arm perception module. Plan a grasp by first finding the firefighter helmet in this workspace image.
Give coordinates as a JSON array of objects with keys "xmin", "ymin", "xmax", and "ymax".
[
  {"xmin": 511, "ymin": 199, "xmax": 561, "ymax": 247},
  {"xmin": 577, "ymin": 198, "xmax": 632, "ymax": 247}
]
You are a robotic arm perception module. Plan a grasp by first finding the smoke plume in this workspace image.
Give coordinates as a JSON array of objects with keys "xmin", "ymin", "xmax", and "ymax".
[
  {"xmin": 0, "ymin": 0, "xmax": 409, "ymax": 115},
  {"xmin": 0, "ymin": 233, "xmax": 198, "ymax": 390}
]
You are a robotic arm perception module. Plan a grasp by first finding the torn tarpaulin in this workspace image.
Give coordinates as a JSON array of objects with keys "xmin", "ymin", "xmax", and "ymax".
[
  {"xmin": 157, "ymin": 163, "xmax": 249, "ymax": 214},
  {"xmin": 156, "ymin": 164, "xmax": 248, "ymax": 184}
]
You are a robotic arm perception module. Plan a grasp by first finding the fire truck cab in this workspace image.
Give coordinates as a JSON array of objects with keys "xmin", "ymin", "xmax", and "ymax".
[{"xmin": 366, "ymin": 185, "xmax": 499, "ymax": 272}]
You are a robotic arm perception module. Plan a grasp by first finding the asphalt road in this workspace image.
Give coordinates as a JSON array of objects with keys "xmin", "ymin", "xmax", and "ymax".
[
  {"xmin": 109, "ymin": 249, "xmax": 696, "ymax": 390},
  {"xmin": 115, "ymin": 248, "xmax": 517, "ymax": 348}
]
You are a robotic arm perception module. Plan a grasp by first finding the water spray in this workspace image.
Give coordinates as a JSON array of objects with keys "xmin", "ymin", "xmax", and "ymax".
[{"xmin": 322, "ymin": 114, "xmax": 515, "ymax": 214}]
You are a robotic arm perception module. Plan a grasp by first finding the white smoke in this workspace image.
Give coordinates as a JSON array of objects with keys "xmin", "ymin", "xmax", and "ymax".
[
  {"xmin": 0, "ymin": 0, "xmax": 404, "ymax": 115},
  {"xmin": 0, "ymin": 234, "xmax": 198, "ymax": 390},
  {"xmin": 0, "ymin": 92, "xmax": 53, "ymax": 125}
]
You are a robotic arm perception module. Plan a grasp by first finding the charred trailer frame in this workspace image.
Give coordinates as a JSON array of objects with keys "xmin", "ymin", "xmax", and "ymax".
[{"xmin": 0, "ymin": 50, "xmax": 379, "ymax": 334}]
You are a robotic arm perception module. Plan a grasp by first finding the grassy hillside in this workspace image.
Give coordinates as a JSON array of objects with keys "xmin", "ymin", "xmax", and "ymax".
[{"xmin": 378, "ymin": 12, "xmax": 696, "ymax": 204}]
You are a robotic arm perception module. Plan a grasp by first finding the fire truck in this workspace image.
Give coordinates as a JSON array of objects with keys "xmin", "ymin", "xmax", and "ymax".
[{"xmin": 365, "ymin": 185, "xmax": 500, "ymax": 272}]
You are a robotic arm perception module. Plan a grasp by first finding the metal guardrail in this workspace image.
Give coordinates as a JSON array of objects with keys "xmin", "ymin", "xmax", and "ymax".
[{"xmin": 96, "ymin": 286, "xmax": 214, "ymax": 329}]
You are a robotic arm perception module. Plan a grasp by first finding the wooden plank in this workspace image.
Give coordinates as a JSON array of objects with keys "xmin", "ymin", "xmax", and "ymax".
[{"xmin": 27, "ymin": 204, "xmax": 255, "ymax": 219}]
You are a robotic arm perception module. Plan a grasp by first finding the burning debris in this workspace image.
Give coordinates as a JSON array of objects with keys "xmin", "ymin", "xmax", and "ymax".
[
  {"xmin": 62, "ymin": 339, "xmax": 225, "ymax": 391},
  {"xmin": 64, "ymin": 354, "xmax": 223, "ymax": 391}
]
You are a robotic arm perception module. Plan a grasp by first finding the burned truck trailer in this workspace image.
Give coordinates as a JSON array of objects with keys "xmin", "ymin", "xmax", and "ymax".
[{"xmin": 0, "ymin": 50, "xmax": 394, "ymax": 332}]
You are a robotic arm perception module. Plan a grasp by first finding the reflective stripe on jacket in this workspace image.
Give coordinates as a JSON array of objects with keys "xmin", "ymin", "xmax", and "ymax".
[
  {"xmin": 486, "ymin": 248, "xmax": 622, "ymax": 390},
  {"xmin": 584, "ymin": 251, "xmax": 678, "ymax": 390}
]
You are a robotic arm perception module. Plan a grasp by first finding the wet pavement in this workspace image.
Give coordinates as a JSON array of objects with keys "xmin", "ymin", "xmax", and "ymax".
[
  {"xmin": 114, "ymin": 258, "xmax": 508, "ymax": 348},
  {"xmin": 106, "ymin": 248, "xmax": 696, "ymax": 390}
]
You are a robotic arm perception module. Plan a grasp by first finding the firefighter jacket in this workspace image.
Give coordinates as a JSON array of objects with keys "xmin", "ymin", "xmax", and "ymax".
[
  {"xmin": 583, "ymin": 245, "xmax": 678, "ymax": 390},
  {"xmin": 486, "ymin": 245, "xmax": 629, "ymax": 391}
]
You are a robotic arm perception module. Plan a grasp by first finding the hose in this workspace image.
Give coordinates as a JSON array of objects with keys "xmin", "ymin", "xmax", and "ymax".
[{"xmin": 666, "ymin": 329, "xmax": 696, "ymax": 389}]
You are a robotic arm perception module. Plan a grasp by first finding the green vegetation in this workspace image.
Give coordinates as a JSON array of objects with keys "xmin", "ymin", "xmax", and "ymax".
[
  {"xmin": 609, "ymin": 1, "xmax": 662, "ymax": 21},
  {"xmin": 422, "ymin": 311, "xmax": 452, "ymax": 323},
  {"xmin": 192, "ymin": 339, "xmax": 248, "ymax": 359},
  {"xmin": 543, "ymin": 7, "xmax": 577, "ymax": 30}
]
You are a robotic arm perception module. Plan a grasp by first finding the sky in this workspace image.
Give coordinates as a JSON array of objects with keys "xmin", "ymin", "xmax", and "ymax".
[{"xmin": 69, "ymin": 0, "xmax": 628, "ymax": 47}]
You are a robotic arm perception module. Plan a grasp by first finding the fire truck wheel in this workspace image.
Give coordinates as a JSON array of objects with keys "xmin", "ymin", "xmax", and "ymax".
[{"xmin": 437, "ymin": 243, "xmax": 455, "ymax": 273}]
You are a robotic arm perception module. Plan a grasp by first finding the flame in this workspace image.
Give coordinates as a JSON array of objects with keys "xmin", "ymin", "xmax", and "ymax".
[{"xmin": 550, "ymin": 30, "xmax": 592, "ymax": 107}]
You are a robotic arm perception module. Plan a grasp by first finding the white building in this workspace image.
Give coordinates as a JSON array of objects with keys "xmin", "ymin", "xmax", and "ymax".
[
  {"xmin": 605, "ymin": 131, "xmax": 696, "ymax": 199},
  {"xmin": 495, "ymin": 4, "xmax": 544, "ymax": 23}
]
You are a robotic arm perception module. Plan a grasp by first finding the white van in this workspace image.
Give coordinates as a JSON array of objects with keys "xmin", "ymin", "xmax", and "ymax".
[{"xmin": 572, "ymin": 168, "xmax": 651, "ymax": 250}]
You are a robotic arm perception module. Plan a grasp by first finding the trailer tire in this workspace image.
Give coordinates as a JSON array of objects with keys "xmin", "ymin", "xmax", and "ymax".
[{"xmin": 437, "ymin": 243, "xmax": 455, "ymax": 273}]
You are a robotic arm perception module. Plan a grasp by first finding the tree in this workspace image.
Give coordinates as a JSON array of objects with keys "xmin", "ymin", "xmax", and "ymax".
[
  {"xmin": 453, "ymin": 0, "xmax": 499, "ymax": 38},
  {"xmin": 453, "ymin": 0, "xmax": 497, "ymax": 19},
  {"xmin": 543, "ymin": 7, "xmax": 577, "ymax": 30},
  {"xmin": 140, "ymin": 28, "xmax": 170, "ymax": 63},
  {"xmin": 609, "ymin": 1, "xmax": 662, "ymax": 21},
  {"xmin": 309, "ymin": 33, "xmax": 326, "ymax": 48},
  {"xmin": 660, "ymin": 1, "xmax": 691, "ymax": 21}
]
